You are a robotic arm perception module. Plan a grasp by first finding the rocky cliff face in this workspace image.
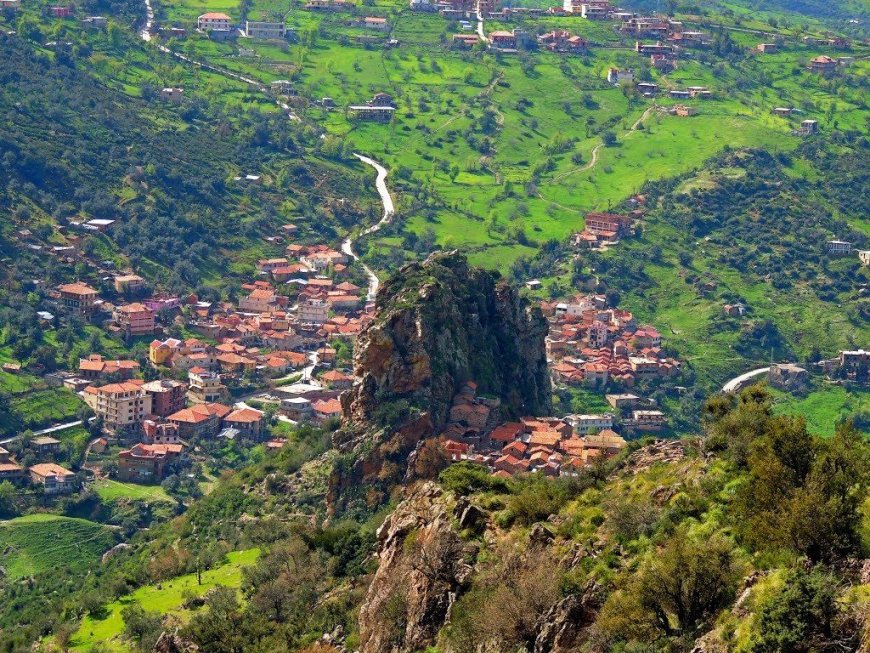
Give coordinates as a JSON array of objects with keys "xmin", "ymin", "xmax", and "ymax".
[
  {"xmin": 331, "ymin": 252, "xmax": 551, "ymax": 512},
  {"xmin": 358, "ymin": 482, "xmax": 476, "ymax": 653},
  {"xmin": 357, "ymin": 482, "xmax": 601, "ymax": 653}
]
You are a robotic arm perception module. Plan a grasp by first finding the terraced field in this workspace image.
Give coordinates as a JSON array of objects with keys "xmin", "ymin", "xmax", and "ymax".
[{"xmin": 0, "ymin": 514, "xmax": 117, "ymax": 580}]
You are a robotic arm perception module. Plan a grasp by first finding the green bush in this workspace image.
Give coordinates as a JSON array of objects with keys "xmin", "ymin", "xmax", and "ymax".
[{"xmin": 439, "ymin": 462, "xmax": 509, "ymax": 496}]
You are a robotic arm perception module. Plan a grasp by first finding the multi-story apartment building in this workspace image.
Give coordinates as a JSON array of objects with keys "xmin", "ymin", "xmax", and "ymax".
[
  {"xmin": 114, "ymin": 274, "xmax": 145, "ymax": 294},
  {"xmin": 57, "ymin": 282, "xmax": 98, "ymax": 317},
  {"xmin": 84, "ymin": 381, "xmax": 152, "ymax": 432},
  {"xmin": 197, "ymin": 11, "xmax": 232, "ymax": 31},
  {"xmin": 244, "ymin": 20, "xmax": 286, "ymax": 38},
  {"xmin": 142, "ymin": 379, "xmax": 187, "ymax": 417},
  {"xmin": 187, "ymin": 367, "xmax": 228, "ymax": 403},
  {"xmin": 299, "ymin": 297, "xmax": 329, "ymax": 324},
  {"xmin": 114, "ymin": 302, "xmax": 156, "ymax": 336}
]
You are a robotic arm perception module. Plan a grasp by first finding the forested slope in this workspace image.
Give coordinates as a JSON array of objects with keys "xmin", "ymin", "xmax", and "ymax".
[{"xmin": 0, "ymin": 33, "xmax": 370, "ymax": 290}]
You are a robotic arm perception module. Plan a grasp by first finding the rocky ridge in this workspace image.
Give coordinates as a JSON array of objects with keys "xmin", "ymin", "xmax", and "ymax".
[{"xmin": 330, "ymin": 251, "xmax": 551, "ymax": 512}]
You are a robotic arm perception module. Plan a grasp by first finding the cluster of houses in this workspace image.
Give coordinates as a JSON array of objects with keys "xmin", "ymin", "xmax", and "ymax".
[
  {"xmin": 436, "ymin": 383, "xmax": 638, "ymax": 478},
  {"xmin": 0, "ymin": 440, "xmax": 79, "ymax": 495},
  {"xmin": 194, "ymin": 7, "xmax": 393, "ymax": 42},
  {"xmin": 538, "ymin": 28, "xmax": 587, "ymax": 52},
  {"xmin": 195, "ymin": 12, "xmax": 296, "ymax": 41},
  {"xmin": 538, "ymin": 292, "xmax": 681, "ymax": 396},
  {"xmin": 452, "ymin": 27, "xmax": 587, "ymax": 53},
  {"xmin": 619, "ymin": 15, "xmax": 709, "ymax": 45},
  {"xmin": 756, "ymin": 44, "xmax": 851, "ymax": 75},
  {"xmin": 23, "ymin": 225, "xmax": 376, "ymax": 489},
  {"xmin": 24, "ymin": 2, "xmax": 108, "ymax": 28},
  {"xmin": 818, "ymin": 350, "xmax": 870, "ymax": 384}
]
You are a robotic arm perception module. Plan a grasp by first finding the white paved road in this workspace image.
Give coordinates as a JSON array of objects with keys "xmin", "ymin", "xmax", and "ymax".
[
  {"xmin": 722, "ymin": 367, "xmax": 770, "ymax": 393},
  {"xmin": 341, "ymin": 154, "xmax": 395, "ymax": 302}
]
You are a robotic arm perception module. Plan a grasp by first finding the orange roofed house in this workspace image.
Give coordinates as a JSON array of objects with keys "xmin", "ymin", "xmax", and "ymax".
[
  {"xmin": 197, "ymin": 11, "xmax": 232, "ymax": 30},
  {"xmin": 224, "ymin": 407, "xmax": 266, "ymax": 439},
  {"xmin": 239, "ymin": 288, "xmax": 278, "ymax": 313},
  {"xmin": 29, "ymin": 463, "xmax": 77, "ymax": 494},
  {"xmin": 168, "ymin": 402, "xmax": 231, "ymax": 439},
  {"xmin": 584, "ymin": 212, "xmax": 632, "ymax": 239},
  {"xmin": 118, "ymin": 443, "xmax": 183, "ymax": 482},
  {"xmin": 58, "ymin": 282, "xmax": 98, "ymax": 317},
  {"xmin": 84, "ymin": 380, "xmax": 151, "ymax": 432},
  {"xmin": 78, "ymin": 354, "xmax": 140, "ymax": 380},
  {"xmin": 114, "ymin": 302, "xmax": 156, "ymax": 337},
  {"xmin": 808, "ymin": 55, "xmax": 837, "ymax": 75},
  {"xmin": 489, "ymin": 30, "xmax": 517, "ymax": 49},
  {"xmin": 312, "ymin": 398, "xmax": 342, "ymax": 423},
  {"xmin": 149, "ymin": 337, "xmax": 181, "ymax": 365}
]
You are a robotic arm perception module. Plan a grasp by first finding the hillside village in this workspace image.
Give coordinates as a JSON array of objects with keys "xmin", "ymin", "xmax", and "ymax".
[
  {"xmin": 0, "ymin": 227, "xmax": 376, "ymax": 498},
  {"xmin": 38, "ymin": 0, "xmax": 855, "ymax": 138},
  {"xmin": 1, "ymin": 163, "xmax": 867, "ymax": 499}
]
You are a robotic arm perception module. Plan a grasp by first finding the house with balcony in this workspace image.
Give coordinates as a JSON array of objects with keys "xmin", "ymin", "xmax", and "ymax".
[
  {"xmin": 197, "ymin": 12, "xmax": 233, "ymax": 31},
  {"xmin": 118, "ymin": 443, "xmax": 182, "ymax": 482},
  {"xmin": 168, "ymin": 402, "xmax": 231, "ymax": 438},
  {"xmin": 83, "ymin": 380, "xmax": 152, "ymax": 433},
  {"xmin": 187, "ymin": 367, "xmax": 228, "ymax": 403},
  {"xmin": 57, "ymin": 282, "xmax": 98, "ymax": 317},
  {"xmin": 224, "ymin": 407, "xmax": 265, "ymax": 439},
  {"xmin": 114, "ymin": 302, "xmax": 156, "ymax": 337}
]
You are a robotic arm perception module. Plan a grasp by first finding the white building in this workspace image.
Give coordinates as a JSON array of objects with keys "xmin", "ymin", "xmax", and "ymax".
[
  {"xmin": 159, "ymin": 87, "xmax": 184, "ymax": 103},
  {"xmin": 567, "ymin": 413, "xmax": 614, "ymax": 435},
  {"xmin": 197, "ymin": 12, "xmax": 232, "ymax": 31},
  {"xmin": 298, "ymin": 298, "xmax": 329, "ymax": 324},
  {"xmin": 607, "ymin": 68, "xmax": 634, "ymax": 84},
  {"xmin": 632, "ymin": 409, "xmax": 666, "ymax": 429},
  {"xmin": 826, "ymin": 240, "xmax": 852, "ymax": 256},
  {"xmin": 188, "ymin": 369, "xmax": 227, "ymax": 403}
]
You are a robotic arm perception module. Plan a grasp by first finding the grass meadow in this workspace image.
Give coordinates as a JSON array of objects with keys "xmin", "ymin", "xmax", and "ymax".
[{"xmin": 69, "ymin": 549, "xmax": 260, "ymax": 652}]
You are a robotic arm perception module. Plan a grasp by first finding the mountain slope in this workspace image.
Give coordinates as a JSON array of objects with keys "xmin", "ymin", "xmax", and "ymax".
[{"xmin": 0, "ymin": 34, "xmax": 368, "ymax": 289}]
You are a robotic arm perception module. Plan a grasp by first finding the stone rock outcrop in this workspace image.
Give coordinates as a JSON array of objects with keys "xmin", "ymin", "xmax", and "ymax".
[
  {"xmin": 621, "ymin": 439, "xmax": 692, "ymax": 475},
  {"xmin": 331, "ymin": 252, "xmax": 551, "ymax": 512},
  {"xmin": 534, "ymin": 583, "xmax": 601, "ymax": 653},
  {"xmin": 358, "ymin": 482, "xmax": 477, "ymax": 653},
  {"xmin": 153, "ymin": 631, "xmax": 199, "ymax": 653}
]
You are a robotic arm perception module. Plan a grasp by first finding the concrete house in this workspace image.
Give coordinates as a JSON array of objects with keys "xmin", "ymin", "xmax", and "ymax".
[
  {"xmin": 57, "ymin": 282, "xmax": 98, "ymax": 317},
  {"xmin": 197, "ymin": 12, "xmax": 232, "ymax": 31},
  {"xmin": 808, "ymin": 55, "xmax": 837, "ymax": 75},
  {"xmin": 29, "ymin": 463, "xmax": 76, "ymax": 494},
  {"xmin": 159, "ymin": 87, "xmax": 184, "ymax": 103},
  {"xmin": 244, "ymin": 21, "xmax": 286, "ymax": 38},
  {"xmin": 607, "ymin": 68, "xmax": 633, "ymax": 84},
  {"xmin": 826, "ymin": 239, "xmax": 852, "ymax": 256}
]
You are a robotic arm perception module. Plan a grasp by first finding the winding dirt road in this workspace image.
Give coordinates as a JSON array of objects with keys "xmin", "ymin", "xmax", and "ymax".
[{"xmin": 341, "ymin": 154, "xmax": 395, "ymax": 302}]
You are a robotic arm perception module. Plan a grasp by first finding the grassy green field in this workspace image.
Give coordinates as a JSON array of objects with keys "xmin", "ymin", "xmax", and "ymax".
[
  {"xmin": 143, "ymin": 0, "xmax": 867, "ymax": 273},
  {"xmin": 771, "ymin": 385, "xmax": 870, "ymax": 437},
  {"xmin": 92, "ymin": 479, "xmax": 174, "ymax": 504},
  {"xmin": 0, "ymin": 514, "xmax": 117, "ymax": 580},
  {"xmin": 69, "ymin": 549, "xmax": 260, "ymax": 652}
]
